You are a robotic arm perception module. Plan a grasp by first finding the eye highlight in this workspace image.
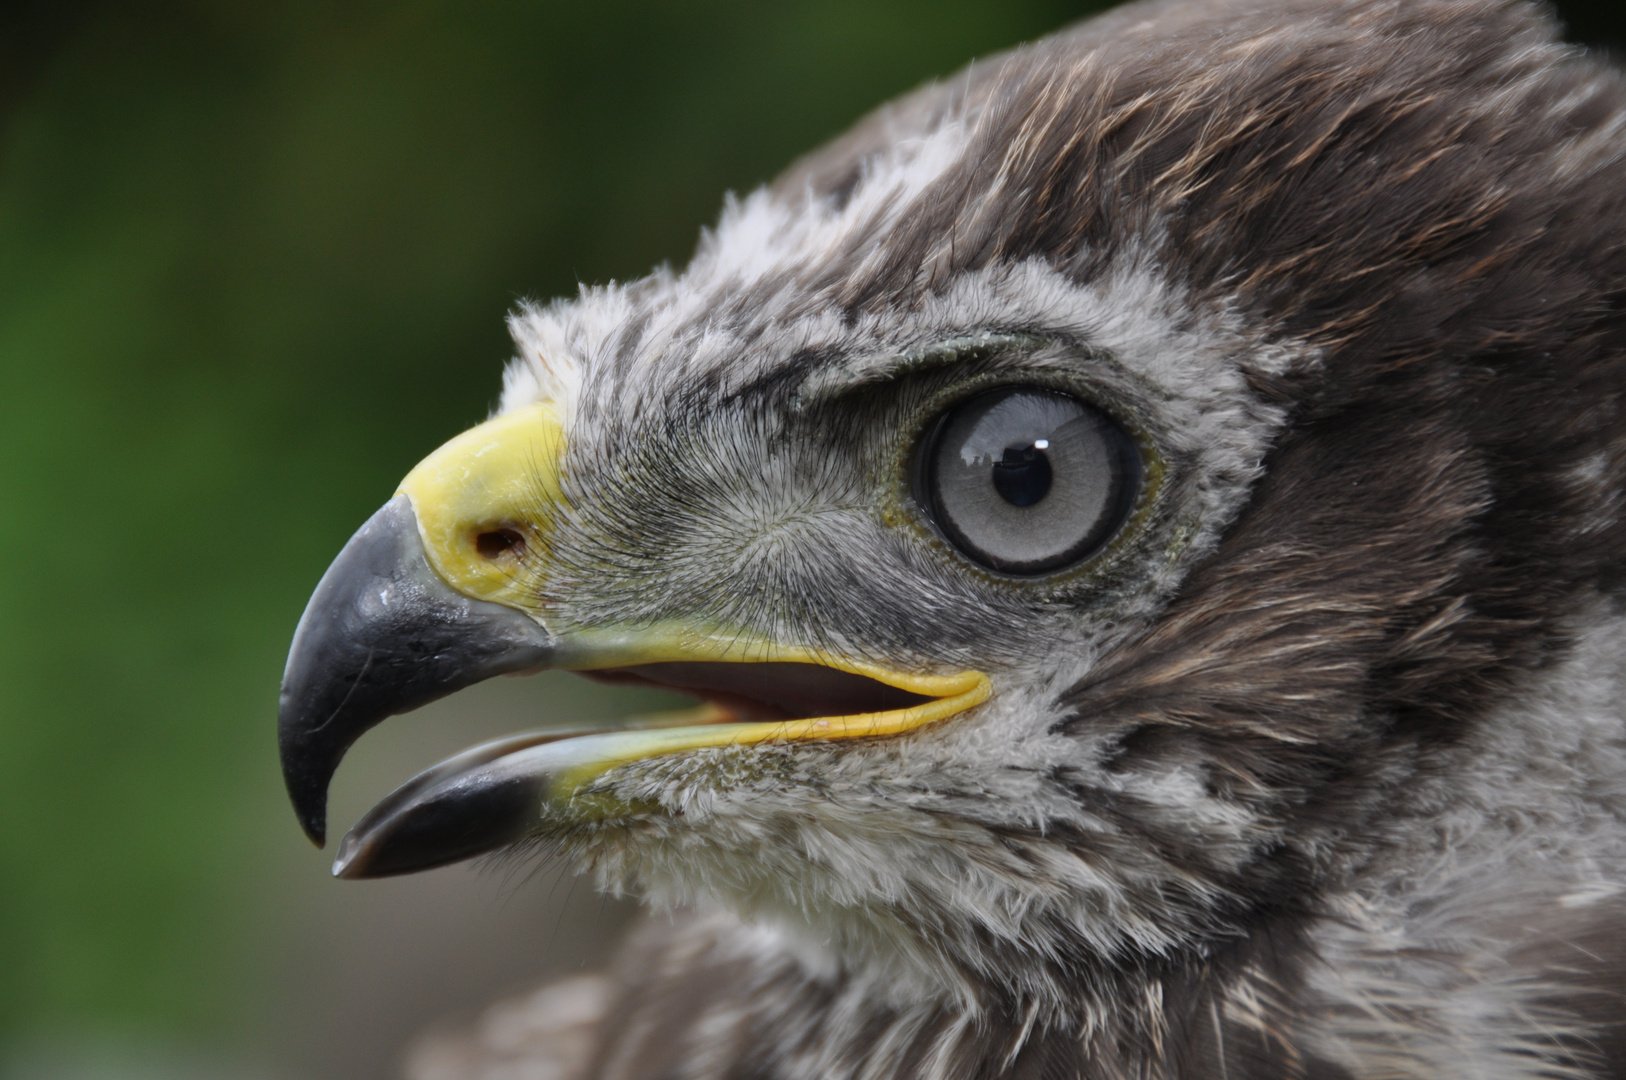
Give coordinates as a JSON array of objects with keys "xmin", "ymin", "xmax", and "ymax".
[{"xmin": 919, "ymin": 387, "xmax": 1140, "ymax": 575}]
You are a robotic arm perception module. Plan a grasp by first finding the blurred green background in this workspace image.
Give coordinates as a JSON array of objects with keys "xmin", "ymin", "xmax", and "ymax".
[{"xmin": 0, "ymin": 1, "xmax": 1621, "ymax": 1077}]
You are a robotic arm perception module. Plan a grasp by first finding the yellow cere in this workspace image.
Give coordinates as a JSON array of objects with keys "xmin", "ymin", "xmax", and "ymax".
[{"xmin": 397, "ymin": 401, "xmax": 564, "ymax": 608}]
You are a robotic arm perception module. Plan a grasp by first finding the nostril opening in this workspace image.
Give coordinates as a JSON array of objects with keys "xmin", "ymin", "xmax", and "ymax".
[{"xmin": 475, "ymin": 528, "xmax": 525, "ymax": 560}]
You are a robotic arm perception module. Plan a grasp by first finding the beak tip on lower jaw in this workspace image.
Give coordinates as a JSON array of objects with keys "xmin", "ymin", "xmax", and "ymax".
[{"xmin": 329, "ymin": 821, "xmax": 375, "ymax": 878}]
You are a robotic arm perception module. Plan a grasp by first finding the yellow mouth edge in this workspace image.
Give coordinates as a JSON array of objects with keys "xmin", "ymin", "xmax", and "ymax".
[{"xmin": 547, "ymin": 663, "xmax": 991, "ymax": 798}]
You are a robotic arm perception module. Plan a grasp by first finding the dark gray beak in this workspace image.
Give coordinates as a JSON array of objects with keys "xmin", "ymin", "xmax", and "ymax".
[{"xmin": 277, "ymin": 495, "xmax": 554, "ymax": 846}]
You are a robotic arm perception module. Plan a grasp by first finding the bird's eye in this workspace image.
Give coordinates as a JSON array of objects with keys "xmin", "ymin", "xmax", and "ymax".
[{"xmin": 920, "ymin": 387, "xmax": 1140, "ymax": 575}]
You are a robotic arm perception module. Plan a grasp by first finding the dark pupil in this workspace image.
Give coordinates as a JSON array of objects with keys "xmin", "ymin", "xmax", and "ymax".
[{"xmin": 991, "ymin": 444, "xmax": 1053, "ymax": 507}]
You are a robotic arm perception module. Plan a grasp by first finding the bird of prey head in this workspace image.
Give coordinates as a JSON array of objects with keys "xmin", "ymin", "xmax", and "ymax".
[{"xmin": 279, "ymin": 0, "xmax": 1626, "ymax": 1076}]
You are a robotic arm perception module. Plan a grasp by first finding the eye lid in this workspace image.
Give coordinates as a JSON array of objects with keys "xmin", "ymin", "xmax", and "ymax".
[{"xmin": 791, "ymin": 333, "xmax": 1053, "ymax": 413}]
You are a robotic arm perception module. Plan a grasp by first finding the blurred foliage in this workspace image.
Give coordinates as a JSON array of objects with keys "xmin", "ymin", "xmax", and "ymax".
[{"xmin": 0, "ymin": 0, "xmax": 1620, "ymax": 1068}]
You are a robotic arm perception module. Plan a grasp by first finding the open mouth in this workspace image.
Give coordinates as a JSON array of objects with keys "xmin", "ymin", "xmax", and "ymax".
[
  {"xmin": 581, "ymin": 661, "xmax": 935, "ymax": 721},
  {"xmin": 307, "ymin": 642, "xmax": 987, "ymax": 879}
]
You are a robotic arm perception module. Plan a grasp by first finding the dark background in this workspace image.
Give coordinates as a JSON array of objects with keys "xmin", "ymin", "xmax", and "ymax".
[{"xmin": 0, "ymin": 2, "xmax": 1620, "ymax": 1077}]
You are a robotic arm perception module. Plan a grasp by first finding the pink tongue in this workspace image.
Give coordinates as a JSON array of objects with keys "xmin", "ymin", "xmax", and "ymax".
[{"xmin": 580, "ymin": 661, "xmax": 931, "ymax": 721}]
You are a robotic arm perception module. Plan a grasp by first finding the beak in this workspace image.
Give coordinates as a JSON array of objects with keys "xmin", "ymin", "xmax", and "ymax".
[
  {"xmin": 276, "ymin": 494, "xmax": 554, "ymax": 846},
  {"xmin": 278, "ymin": 403, "xmax": 990, "ymax": 878}
]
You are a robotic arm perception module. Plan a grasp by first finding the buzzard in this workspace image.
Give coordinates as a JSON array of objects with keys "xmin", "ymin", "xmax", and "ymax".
[{"xmin": 277, "ymin": 0, "xmax": 1626, "ymax": 1076}]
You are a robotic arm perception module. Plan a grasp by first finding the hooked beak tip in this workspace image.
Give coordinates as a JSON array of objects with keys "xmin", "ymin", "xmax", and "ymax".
[
  {"xmin": 299, "ymin": 807, "xmax": 329, "ymax": 849},
  {"xmin": 278, "ymin": 700, "xmax": 333, "ymax": 847}
]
